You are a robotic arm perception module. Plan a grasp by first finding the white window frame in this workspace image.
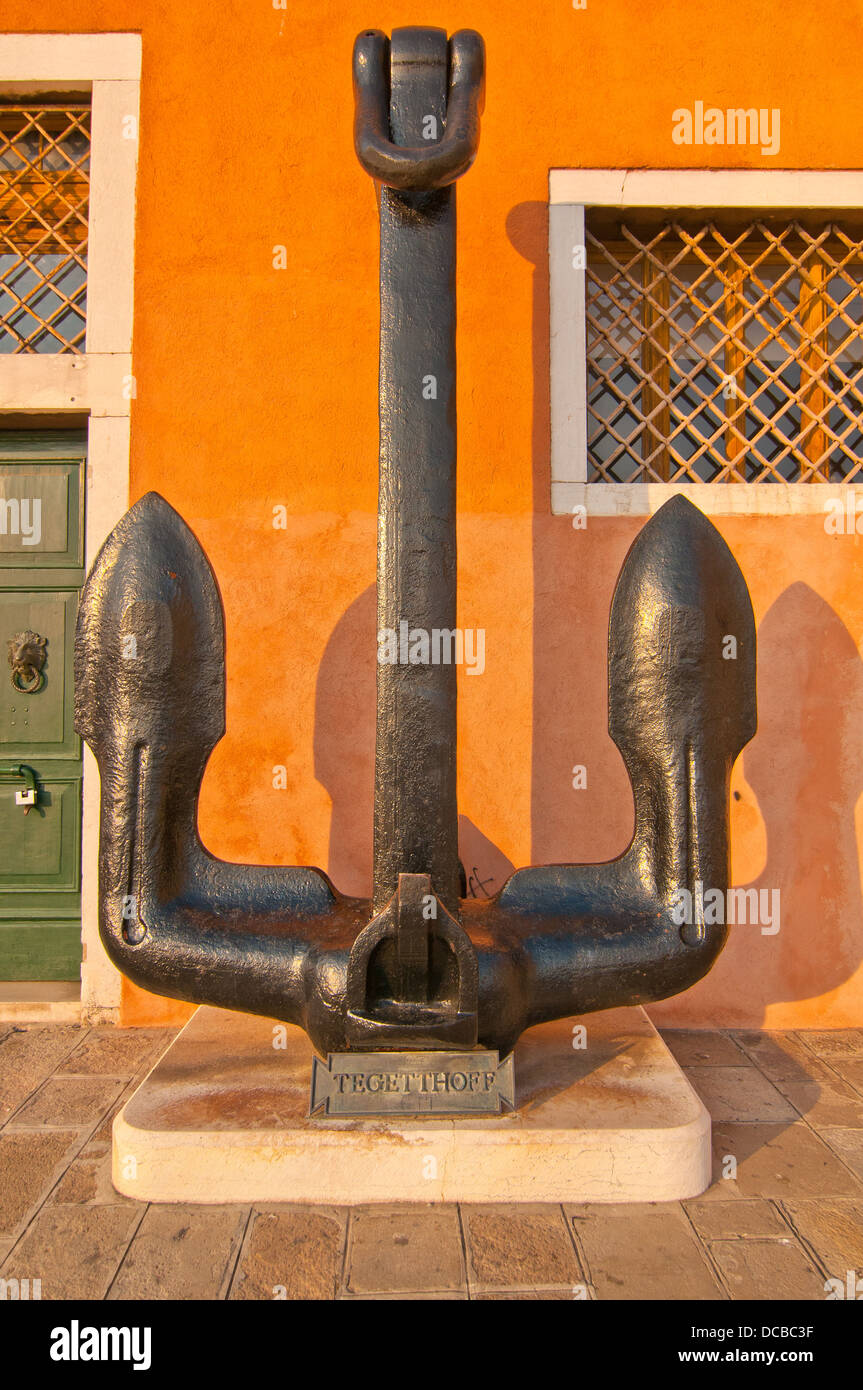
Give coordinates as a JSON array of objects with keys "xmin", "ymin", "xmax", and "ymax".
[
  {"xmin": 550, "ymin": 168, "xmax": 863, "ymax": 516},
  {"xmin": 0, "ymin": 33, "xmax": 141, "ymax": 1020}
]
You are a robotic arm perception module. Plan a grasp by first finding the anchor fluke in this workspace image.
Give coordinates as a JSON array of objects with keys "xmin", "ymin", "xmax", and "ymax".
[{"xmin": 75, "ymin": 490, "xmax": 225, "ymax": 764}]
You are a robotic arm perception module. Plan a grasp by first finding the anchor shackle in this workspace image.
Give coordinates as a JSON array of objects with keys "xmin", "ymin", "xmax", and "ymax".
[{"xmin": 353, "ymin": 27, "xmax": 485, "ymax": 190}]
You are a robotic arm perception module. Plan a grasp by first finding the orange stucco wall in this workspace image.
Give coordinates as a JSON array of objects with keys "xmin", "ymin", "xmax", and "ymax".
[{"xmin": 8, "ymin": 1, "xmax": 863, "ymax": 1028}]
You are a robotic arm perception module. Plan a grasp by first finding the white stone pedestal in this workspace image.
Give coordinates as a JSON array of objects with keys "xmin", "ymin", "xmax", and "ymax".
[{"xmin": 113, "ymin": 1005, "xmax": 711, "ymax": 1204}]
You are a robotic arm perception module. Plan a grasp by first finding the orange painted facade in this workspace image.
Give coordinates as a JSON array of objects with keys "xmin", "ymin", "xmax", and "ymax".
[{"xmin": 7, "ymin": 1, "xmax": 863, "ymax": 1028}]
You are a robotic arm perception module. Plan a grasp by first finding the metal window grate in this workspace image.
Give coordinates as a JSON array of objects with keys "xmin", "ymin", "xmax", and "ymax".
[
  {"xmin": 586, "ymin": 214, "xmax": 863, "ymax": 483},
  {"xmin": 0, "ymin": 104, "xmax": 90, "ymax": 354}
]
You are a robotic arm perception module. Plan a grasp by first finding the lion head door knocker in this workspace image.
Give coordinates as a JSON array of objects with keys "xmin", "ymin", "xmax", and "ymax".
[{"xmin": 8, "ymin": 631, "xmax": 47, "ymax": 694}]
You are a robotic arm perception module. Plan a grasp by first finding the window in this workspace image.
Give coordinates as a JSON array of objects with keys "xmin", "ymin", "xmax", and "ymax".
[
  {"xmin": 0, "ymin": 103, "xmax": 90, "ymax": 354},
  {"xmin": 586, "ymin": 213, "xmax": 863, "ymax": 484},
  {"xmin": 549, "ymin": 170, "xmax": 863, "ymax": 514}
]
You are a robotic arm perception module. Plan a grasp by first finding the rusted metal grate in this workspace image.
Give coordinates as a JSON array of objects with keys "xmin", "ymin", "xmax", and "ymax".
[
  {"xmin": 0, "ymin": 104, "xmax": 90, "ymax": 354},
  {"xmin": 586, "ymin": 214, "xmax": 863, "ymax": 482}
]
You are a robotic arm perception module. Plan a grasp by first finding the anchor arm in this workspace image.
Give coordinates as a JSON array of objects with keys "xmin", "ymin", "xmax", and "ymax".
[
  {"xmin": 74, "ymin": 491, "xmax": 361, "ymax": 1046},
  {"xmin": 471, "ymin": 495, "xmax": 757, "ymax": 1053}
]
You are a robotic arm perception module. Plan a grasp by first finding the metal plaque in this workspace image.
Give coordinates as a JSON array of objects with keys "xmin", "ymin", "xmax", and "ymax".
[{"xmin": 309, "ymin": 1050, "xmax": 515, "ymax": 1118}]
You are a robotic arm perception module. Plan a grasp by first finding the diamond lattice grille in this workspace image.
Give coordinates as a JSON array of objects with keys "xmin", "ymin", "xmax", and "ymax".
[
  {"xmin": 0, "ymin": 105, "xmax": 90, "ymax": 354},
  {"xmin": 586, "ymin": 215, "xmax": 863, "ymax": 482}
]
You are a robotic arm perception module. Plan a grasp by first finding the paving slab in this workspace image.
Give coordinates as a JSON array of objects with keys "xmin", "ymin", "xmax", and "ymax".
[
  {"xmin": 48, "ymin": 1150, "xmax": 138, "ymax": 1207},
  {"xmin": 734, "ymin": 1032, "xmax": 827, "ymax": 1083},
  {"xmin": 780, "ymin": 1079, "xmax": 863, "ymax": 1129},
  {"xmin": 795, "ymin": 1030, "xmax": 863, "ymax": 1062},
  {"xmin": 685, "ymin": 1066, "xmax": 798, "ymax": 1123},
  {"xmin": 343, "ymin": 1205, "xmax": 465, "ymax": 1295},
  {"xmin": 80, "ymin": 1085, "xmax": 141, "ymax": 1157},
  {"xmin": 0, "ymin": 1204, "xmax": 141, "ymax": 1300},
  {"xmin": 661, "ymin": 1031, "xmax": 749, "ymax": 1067},
  {"xmin": 230, "ymin": 1208, "xmax": 345, "ymax": 1300},
  {"xmin": 462, "ymin": 1204, "xmax": 582, "ymax": 1290},
  {"xmin": 58, "ymin": 1028, "xmax": 175, "ymax": 1077},
  {"xmin": 8, "ymin": 1076, "xmax": 125, "ymax": 1131},
  {"xmin": 0, "ymin": 1025, "xmax": 87, "ymax": 1124},
  {"xmin": 684, "ymin": 1198, "xmax": 789, "ymax": 1240},
  {"xmin": 109, "ymin": 1205, "xmax": 247, "ymax": 1300},
  {"xmin": 781, "ymin": 1198, "xmax": 863, "ymax": 1278},
  {"xmin": 0, "ymin": 1130, "xmax": 81, "ymax": 1236},
  {"xmin": 709, "ymin": 1236, "xmax": 827, "ymax": 1299},
  {"xmin": 565, "ymin": 1203, "xmax": 721, "ymax": 1300},
  {"xmin": 708, "ymin": 1122, "xmax": 863, "ymax": 1200},
  {"xmin": 826, "ymin": 1059, "xmax": 863, "ymax": 1096},
  {"xmin": 817, "ymin": 1128, "xmax": 863, "ymax": 1182}
]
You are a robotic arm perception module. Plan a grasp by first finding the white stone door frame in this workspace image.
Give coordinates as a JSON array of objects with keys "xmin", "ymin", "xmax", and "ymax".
[
  {"xmin": 550, "ymin": 168, "xmax": 863, "ymax": 516},
  {"xmin": 0, "ymin": 32, "xmax": 142, "ymax": 1020}
]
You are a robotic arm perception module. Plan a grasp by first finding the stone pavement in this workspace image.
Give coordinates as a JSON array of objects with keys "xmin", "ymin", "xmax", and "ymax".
[{"xmin": 0, "ymin": 1021, "xmax": 861, "ymax": 1300}]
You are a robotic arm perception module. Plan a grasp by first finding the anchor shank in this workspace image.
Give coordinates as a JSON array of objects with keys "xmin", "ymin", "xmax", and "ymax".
[{"xmin": 373, "ymin": 28, "xmax": 460, "ymax": 916}]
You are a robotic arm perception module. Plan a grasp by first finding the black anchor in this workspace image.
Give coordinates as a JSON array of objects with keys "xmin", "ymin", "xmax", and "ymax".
[{"xmin": 74, "ymin": 27, "xmax": 756, "ymax": 1059}]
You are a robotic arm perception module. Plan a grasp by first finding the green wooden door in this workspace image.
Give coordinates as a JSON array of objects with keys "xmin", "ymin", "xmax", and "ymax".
[{"xmin": 0, "ymin": 431, "xmax": 86, "ymax": 980}]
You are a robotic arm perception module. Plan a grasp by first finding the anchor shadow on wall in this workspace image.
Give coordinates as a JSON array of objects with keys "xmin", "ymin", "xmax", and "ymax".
[
  {"xmin": 313, "ymin": 583, "xmax": 515, "ymax": 902},
  {"xmin": 506, "ymin": 198, "xmax": 863, "ymax": 1030},
  {"xmin": 686, "ymin": 581, "xmax": 863, "ymax": 1026}
]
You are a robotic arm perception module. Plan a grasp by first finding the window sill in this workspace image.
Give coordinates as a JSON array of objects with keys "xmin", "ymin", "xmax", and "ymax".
[{"xmin": 551, "ymin": 479, "xmax": 863, "ymax": 518}]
